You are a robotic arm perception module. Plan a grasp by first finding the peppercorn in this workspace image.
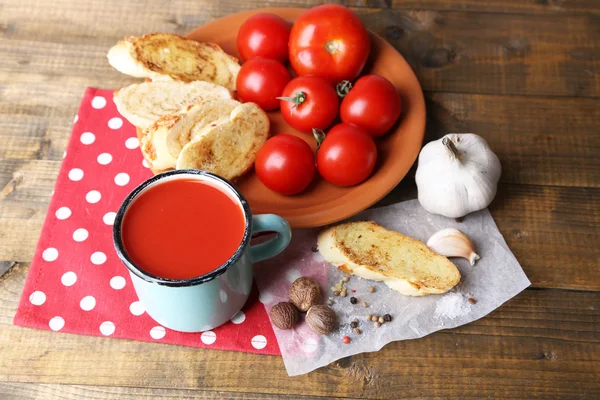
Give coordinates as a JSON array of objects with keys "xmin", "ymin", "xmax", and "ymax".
[
  {"xmin": 371, "ymin": 315, "xmax": 378, "ymax": 322},
  {"xmin": 350, "ymin": 320, "xmax": 358, "ymax": 329},
  {"xmin": 340, "ymin": 290, "xmax": 347, "ymax": 297},
  {"xmin": 374, "ymin": 321, "xmax": 381, "ymax": 328},
  {"xmin": 368, "ymin": 286, "xmax": 375, "ymax": 293},
  {"xmin": 327, "ymin": 299, "xmax": 334, "ymax": 306},
  {"xmin": 383, "ymin": 314, "xmax": 392, "ymax": 322},
  {"xmin": 311, "ymin": 245, "xmax": 319, "ymax": 252},
  {"xmin": 362, "ymin": 302, "xmax": 369, "ymax": 308},
  {"xmin": 378, "ymin": 316, "xmax": 385, "ymax": 324},
  {"xmin": 366, "ymin": 314, "xmax": 372, "ymax": 321},
  {"xmin": 355, "ymin": 328, "xmax": 362, "ymax": 334},
  {"xmin": 342, "ymin": 276, "xmax": 349, "ymax": 282},
  {"xmin": 333, "ymin": 290, "xmax": 340, "ymax": 296},
  {"xmin": 342, "ymin": 335, "xmax": 351, "ymax": 344},
  {"xmin": 350, "ymin": 296, "xmax": 357, "ymax": 304}
]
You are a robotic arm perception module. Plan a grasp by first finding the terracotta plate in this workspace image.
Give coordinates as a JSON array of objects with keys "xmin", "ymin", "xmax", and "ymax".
[{"xmin": 186, "ymin": 8, "xmax": 425, "ymax": 228}]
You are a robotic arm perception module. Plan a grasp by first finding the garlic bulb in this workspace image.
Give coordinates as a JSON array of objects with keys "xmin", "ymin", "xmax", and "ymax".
[
  {"xmin": 427, "ymin": 228, "xmax": 480, "ymax": 265},
  {"xmin": 415, "ymin": 133, "xmax": 501, "ymax": 218}
]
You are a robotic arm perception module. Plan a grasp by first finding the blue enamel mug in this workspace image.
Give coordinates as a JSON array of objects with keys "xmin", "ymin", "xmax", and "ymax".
[{"xmin": 112, "ymin": 170, "xmax": 291, "ymax": 332}]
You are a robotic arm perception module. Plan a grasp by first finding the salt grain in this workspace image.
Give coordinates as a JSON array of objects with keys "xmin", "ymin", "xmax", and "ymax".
[{"xmin": 434, "ymin": 293, "xmax": 471, "ymax": 320}]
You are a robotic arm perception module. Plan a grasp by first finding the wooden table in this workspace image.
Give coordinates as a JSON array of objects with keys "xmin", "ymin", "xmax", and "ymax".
[{"xmin": 1, "ymin": 0, "xmax": 598, "ymax": 398}]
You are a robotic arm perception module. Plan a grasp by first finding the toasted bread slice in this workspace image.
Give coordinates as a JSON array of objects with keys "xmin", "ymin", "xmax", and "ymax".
[
  {"xmin": 113, "ymin": 81, "xmax": 233, "ymax": 129},
  {"xmin": 318, "ymin": 221, "xmax": 461, "ymax": 296},
  {"xmin": 166, "ymin": 99, "xmax": 240, "ymax": 158},
  {"xmin": 138, "ymin": 114, "xmax": 182, "ymax": 172},
  {"xmin": 107, "ymin": 33, "xmax": 240, "ymax": 90},
  {"xmin": 176, "ymin": 103, "xmax": 269, "ymax": 181}
]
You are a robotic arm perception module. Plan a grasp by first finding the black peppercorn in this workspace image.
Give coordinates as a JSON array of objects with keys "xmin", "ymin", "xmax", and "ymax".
[
  {"xmin": 311, "ymin": 245, "xmax": 319, "ymax": 252},
  {"xmin": 350, "ymin": 321, "xmax": 358, "ymax": 329},
  {"xmin": 383, "ymin": 314, "xmax": 392, "ymax": 322},
  {"xmin": 350, "ymin": 296, "xmax": 357, "ymax": 304}
]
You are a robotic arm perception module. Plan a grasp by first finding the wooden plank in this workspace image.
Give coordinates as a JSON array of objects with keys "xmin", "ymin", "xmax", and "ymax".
[
  {"xmin": 1, "ymin": 157, "xmax": 598, "ymax": 290},
  {"xmin": 0, "ymin": 263, "xmax": 598, "ymax": 398},
  {"xmin": 0, "ymin": 382, "xmax": 332, "ymax": 400},
  {"xmin": 2, "ymin": 89, "xmax": 599, "ymax": 187},
  {"xmin": 1, "ymin": 2, "xmax": 599, "ymax": 97}
]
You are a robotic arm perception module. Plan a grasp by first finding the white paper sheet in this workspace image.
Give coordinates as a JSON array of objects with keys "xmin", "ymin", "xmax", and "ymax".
[{"xmin": 254, "ymin": 199, "xmax": 531, "ymax": 376}]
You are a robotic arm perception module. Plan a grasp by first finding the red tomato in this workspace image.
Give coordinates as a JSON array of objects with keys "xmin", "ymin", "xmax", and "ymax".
[
  {"xmin": 316, "ymin": 123, "xmax": 377, "ymax": 187},
  {"xmin": 289, "ymin": 4, "xmax": 370, "ymax": 83},
  {"xmin": 255, "ymin": 134, "xmax": 316, "ymax": 195},
  {"xmin": 279, "ymin": 76, "xmax": 339, "ymax": 133},
  {"xmin": 237, "ymin": 13, "xmax": 291, "ymax": 62},
  {"xmin": 236, "ymin": 58, "xmax": 290, "ymax": 111},
  {"xmin": 340, "ymin": 74, "xmax": 402, "ymax": 137}
]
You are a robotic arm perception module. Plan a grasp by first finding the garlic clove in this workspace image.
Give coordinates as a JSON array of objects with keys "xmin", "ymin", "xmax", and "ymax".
[{"xmin": 427, "ymin": 228, "xmax": 480, "ymax": 265}]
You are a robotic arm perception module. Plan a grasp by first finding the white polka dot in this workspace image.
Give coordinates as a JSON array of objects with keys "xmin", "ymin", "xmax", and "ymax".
[
  {"xmin": 200, "ymin": 331, "xmax": 216, "ymax": 345},
  {"xmin": 110, "ymin": 276, "xmax": 126, "ymax": 290},
  {"xmin": 259, "ymin": 291, "xmax": 273, "ymax": 304},
  {"xmin": 301, "ymin": 337, "xmax": 319, "ymax": 353},
  {"xmin": 62, "ymin": 151, "xmax": 67, "ymax": 159},
  {"xmin": 129, "ymin": 301, "xmax": 145, "ymax": 316},
  {"xmin": 73, "ymin": 114, "xmax": 79, "ymax": 124},
  {"xmin": 68, "ymin": 168, "xmax": 84, "ymax": 181},
  {"xmin": 29, "ymin": 291, "xmax": 46, "ymax": 306},
  {"xmin": 61, "ymin": 271, "xmax": 77, "ymax": 286},
  {"xmin": 103, "ymin": 212, "xmax": 116, "ymax": 225},
  {"xmin": 80, "ymin": 296, "xmax": 96, "ymax": 311},
  {"xmin": 97, "ymin": 153, "xmax": 113, "ymax": 165},
  {"xmin": 91, "ymin": 96, "xmax": 106, "ymax": 109},
  {"xmin": 42, "ymin": 247, "xmax": 58, "ymax": 262},
  {"xmin": 125, "ymin": 137, "xmax": 139, "ymax": 149},
  {"xmin": 49, "ymin": 316, "xmax": 65, "ymax": 331},
  {"xmin": 220, "ymin": 289, "xmax": 228, "ymax": 303},
  {"xmin": 55, "ymin": 207, "xmax": 71, "ymax": 220},
  {"xmin": 85, "ymin": 190, "xmax": 101, "ymax": 204},
  {"xmin": 150, "ymin": 326, "xmax": 166, "ymax": 339},
  {"xmin": 80, "ymin": 132, "xmax": 95, "ymax": 145},
  {"xmin": 285, "ymin": 269, "xmax": 302, "ymax": 283},
  {"xmin": 100, "ymin": 321, "xmax": 115, "ymax": 336},
  {"xmin": 114, "ymin": 173, "xmax": 130, "ymax": 186},
  {"xmin": 251, "ymin": 335, "xmax": 267, "ymax": 350},
  {"xmin": 108, "ymin": 117, "xmax": 123, "ymax": 129},
  {"xmin": 142, "ymin": 159, "xmax": 150, "ymax": 168},
  {"xmin": 90, "ymin": 251, "xmax": 106, "ymax": 265},
  {"xmin": 230, "ymin": 311, "xmax": 246, "ymax": 324},
  {"xmin": 73, "ymin": 228, "xmax": 89, "ymax": 242}
]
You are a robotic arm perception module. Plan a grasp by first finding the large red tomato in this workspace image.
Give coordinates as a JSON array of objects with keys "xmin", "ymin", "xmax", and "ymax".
[
  {"xmin": 236, "ymin": 58, "xmax": 290, "ymax": 111},
  {"xmin": 340, "ymin": 74, "xmax": 401, "ymax": 137},
  {"xmin": 279, "ymin": 76, "xmax": 339, "ymax": 133},
  {"xmin": 237, "ymin": 13, "xmax": 291, "ymax": 62},
  {"xmin": 316, "ymin": 123, "xmax": 377, "ymax": 187},
  {"xmin": 289, "ymin": 4, "xmax": 371, "ymax": 83},
  {"xmin": 255, "ymin": 134, "xmax": 316, "ymax": 195}
]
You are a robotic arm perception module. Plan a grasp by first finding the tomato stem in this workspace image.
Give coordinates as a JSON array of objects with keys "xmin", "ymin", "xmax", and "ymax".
[
  {"xmin": 276, "ymin": 91, "xmax": 307, "ymax": 109},
  {"xmin": 336, "ymin": 81, "xmax": 353, "ymax": 98},
  {"xmin": 313, "ymin": 128, "xmax": 326, "ymax": 150}
]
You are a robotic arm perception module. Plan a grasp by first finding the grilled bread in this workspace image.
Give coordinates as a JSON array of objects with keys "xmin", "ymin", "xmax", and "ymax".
[
  {"xmin": 113, "ymin": 81, "xmax": 233, "ymax": 129},
  {"xmin": 166, "ymin": 99, "xmax": 239, "ymax": 158},
  {"xmin": 107, "ymin": 33, "xmax": 240, "ymax": 90},
  {"xmin": 318, "ymin": 221, "xmax": 461, "ymax": 296},
  {"xmin": 176, "ymin": 103, "xmax": 269, "ymax": 181},
  {"xmin": 139, "ymin": 114, "xmax": 182, "ymax": 173}
]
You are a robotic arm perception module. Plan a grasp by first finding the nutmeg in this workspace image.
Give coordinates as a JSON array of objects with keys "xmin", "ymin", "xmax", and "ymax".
[
  {"xmin": 306, "ymin": 305, "xmax": 337, "ymax": 334},
  {"xmin": 269, "ymin": 302, "xmax": 299, "ymax": 330},
  {"xmin": 289, "ymin": 277, "xmax": 321, "ymax": 312}
]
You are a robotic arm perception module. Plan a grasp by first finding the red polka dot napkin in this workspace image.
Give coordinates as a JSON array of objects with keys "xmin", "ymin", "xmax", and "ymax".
[{"xmin": 14, "ymin": 88, "xmax": 280, "ymax": 355}]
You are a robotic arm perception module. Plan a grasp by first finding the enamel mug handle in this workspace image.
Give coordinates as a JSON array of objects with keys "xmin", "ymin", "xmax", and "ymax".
[{"xmin": 250, "ymin": 214, "xmax": 292, "ymax": 263}]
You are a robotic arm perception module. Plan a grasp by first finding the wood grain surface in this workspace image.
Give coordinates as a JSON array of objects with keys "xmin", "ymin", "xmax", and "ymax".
[{"xmin": 0, "ymin": 0, "xmax": 598, "ymax": 399}]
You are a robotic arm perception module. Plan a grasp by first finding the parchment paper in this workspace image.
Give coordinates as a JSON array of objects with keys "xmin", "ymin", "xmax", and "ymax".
[{"xmin": 254, "ymin": 200, "xmax": 531, "ymax": 376}]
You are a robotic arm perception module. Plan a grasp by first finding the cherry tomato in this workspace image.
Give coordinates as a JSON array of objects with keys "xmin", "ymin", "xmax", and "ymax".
[
  {"xmin": 316, "ymin": 123, "xmax": 377, "ymax": 187},
  {"xmin": 237, "ymin": 13, "xmax": 291, "ymax": 62},
  {"xmin": 236, "ymin": 58, "xmax": 290, "ymax": 111},
  {"xmin": 340, "ymin": 75, "xmax": 401, "ymax": 137},
  {"xmin": 289, "ymin": 4, "xmax": 370, "ymax": 83},
  {"xmin": 255, "ymin": 134, "xmax": 316, "ymax": 195},
  {"xmin": 279, "ymin": 76, "xmax": 339, "ymax": 133}
]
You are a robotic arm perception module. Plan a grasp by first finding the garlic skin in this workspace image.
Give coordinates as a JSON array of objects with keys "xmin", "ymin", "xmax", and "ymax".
[
  {"xmin": 415, "ymin": 133, "xmax": 501, "ymax": 218},
  {"xmin": 427, "ymin": 228, "xmax": 480, "ymax": 265}
]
